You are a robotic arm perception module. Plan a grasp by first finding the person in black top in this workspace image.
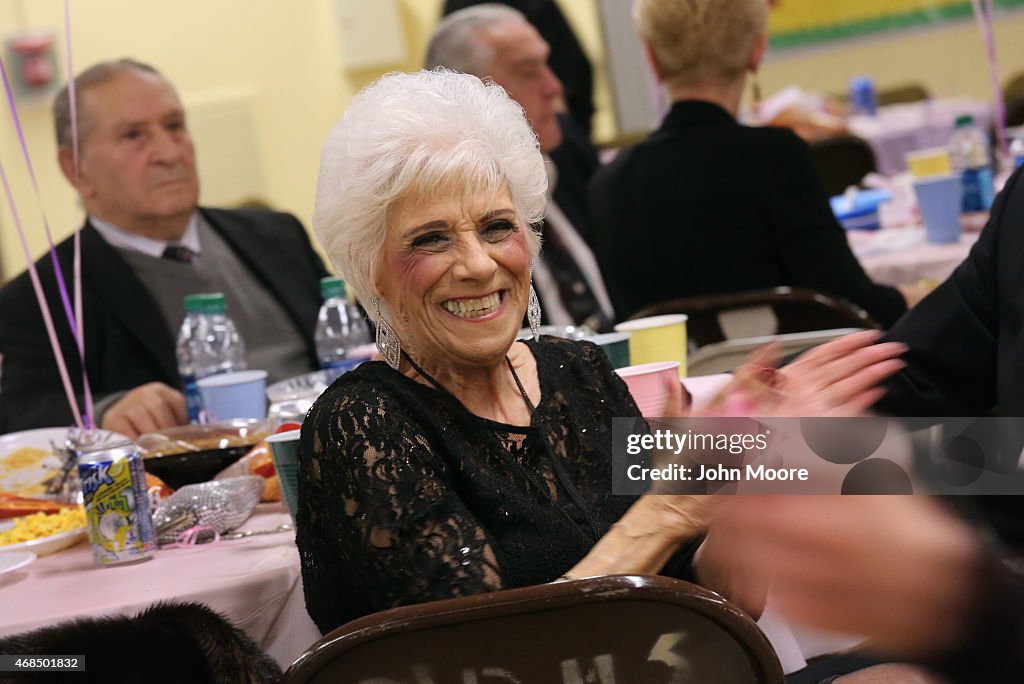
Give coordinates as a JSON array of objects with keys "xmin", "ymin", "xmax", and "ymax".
[
  {"xmin": 297, "ymin": 69, "xmax": 906, "ymax": 635},
  {"xmin": 707, "ymin": 169, "xmax": 1024, "ymax": 683},
  {"xmin": 589, "ymin": 0, "xmax": 908, "ymax": 326}
]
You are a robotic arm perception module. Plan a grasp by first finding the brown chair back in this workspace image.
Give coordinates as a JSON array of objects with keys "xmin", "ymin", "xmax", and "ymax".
[
  {"xmin": 809, "ymin": 134, "xmax": 878, "ymax": 197},
  {"xmin": 283, "ymin": 575, "xmax": 784, "ymax": 684},
  {"xmin": 833, "ymin": 82, "xmax": 930, "ymax": 107},
  {"xmin": 628, "ymin": 287, "xmax": 880, "ymax": 349},
  {"xmin": 876, "ymin": 83, "xmax": 930, "ymax": 106}
]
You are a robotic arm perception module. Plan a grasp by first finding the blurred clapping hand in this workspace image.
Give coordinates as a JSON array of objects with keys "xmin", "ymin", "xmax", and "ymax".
[
  {"xmin": 713, "ymin": 496, "xmax": 983, "ymax": 658},
  {"xmin": 700, "ymin": 330, "xmax": 906, "ymax": 418}
]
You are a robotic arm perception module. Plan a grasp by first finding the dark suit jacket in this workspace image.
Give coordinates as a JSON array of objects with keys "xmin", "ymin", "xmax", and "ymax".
[
  {"xmin": 589, "ymin": 100, "xmax": 907, "ymax": 326},
  {"xmin": 548, "ymin": 113, "xmax": 600, "ymax": 246},
  {"xmin": 0, "ymin": 208, "xmax": 328, "ymax": 433},
  {"xmin": 877, "ymin": 166, "xmax": 1024, "ymax": 417}
]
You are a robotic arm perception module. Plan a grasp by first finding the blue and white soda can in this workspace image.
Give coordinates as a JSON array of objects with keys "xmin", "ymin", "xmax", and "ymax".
[{"xmin": 77, "ymin": 440, "xmax": 156, "ymax": 566}]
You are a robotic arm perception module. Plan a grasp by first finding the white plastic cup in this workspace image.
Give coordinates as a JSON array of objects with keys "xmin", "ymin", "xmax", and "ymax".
[{"xmin": 197, "ymin": 370, "xmax": 268, "ymax": 421}]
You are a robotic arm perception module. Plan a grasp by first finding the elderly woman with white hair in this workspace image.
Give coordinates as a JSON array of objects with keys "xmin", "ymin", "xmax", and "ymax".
[{"xmin": 296, "ymin": 69, "xmax": 906, "ymax": 634}]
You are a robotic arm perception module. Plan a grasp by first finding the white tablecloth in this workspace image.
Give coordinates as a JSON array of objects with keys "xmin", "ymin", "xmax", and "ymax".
[
  {"xmin": 849, "ymin": 99, "xmax": 992, "ymax": 175},
  {"xmin": 0, "ymin": 503, "xmax": 321, "ymax": 669},
  {"xmin": 849, "ymin": 225, "xmax": 979, "ymax": 286}
]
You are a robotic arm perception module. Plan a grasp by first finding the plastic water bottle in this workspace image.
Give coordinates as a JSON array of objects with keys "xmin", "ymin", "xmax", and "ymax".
[
  {"xmin": 176, "ymin": 293, "xmax": 247, "ymax": 423},
  {"xmin": 949, "ymin": 114, "xmax": 995, "ymax": 212},
  {"xmin": 848, "ymin": 76, "xmax": 877, "ymax": 117},
  {"xmin": 314, "ymin": 277, "xmax": 373, "ymax": 381},
  {"xmin": 1010, "ymin": 135, "xmax": 1024, "ymax": 170}
]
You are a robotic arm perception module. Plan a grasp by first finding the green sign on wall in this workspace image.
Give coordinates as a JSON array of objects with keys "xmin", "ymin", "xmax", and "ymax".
[{"xmin": 769, "ymin": 0, "xmax": 1024, "ymax": 50}]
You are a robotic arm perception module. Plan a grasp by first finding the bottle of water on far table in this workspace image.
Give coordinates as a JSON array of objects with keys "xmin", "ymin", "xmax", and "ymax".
[
  {"xmin": 848, "ymin": 76, "xmax": 877, "ymax": 117},
  {"xmin": 176, "ymin": 293, "xmax": 248, "ymax": 423},
  {"xmin": 315, "ymin": 277, "xmax": 373, "ymax": 381},
  {"xmin": 949, "ymin": 114, "xmax": 995, "ymax": 212},
  {"xmin": 1010, "ymin": 135, "xmax": 1024, "ymax": 170}
]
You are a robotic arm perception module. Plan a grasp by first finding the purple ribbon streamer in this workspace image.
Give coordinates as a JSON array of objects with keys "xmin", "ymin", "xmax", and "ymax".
[
  {"xmin": 0, "ymin": 153, "xmax": 83, "ymax": 429},
  {"xmin": 0, "ymin": 5, "xmax": 93, "ymax": 428},
  {"xmin": 973, "ymin": 0, "xmax": 1008, "ymax": 158},
  {"xmin": 0, "ymin": 57, "xmax": 78, "ymax": 338},
  {"xmin": 64, "ymin": 0, "xmax": 92, "ymax": 427}
]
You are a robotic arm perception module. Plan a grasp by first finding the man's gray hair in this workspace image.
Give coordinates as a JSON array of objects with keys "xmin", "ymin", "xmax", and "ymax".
[
  {"xmin": 424, "ymin": 4, "xmax": 527, "ymax": 75},
  {"xmin": 312, "ymin": 68, "xmax": 546, "ymax": 319},
  {"xmin": 52, "ymin": 58, "xmax": 164, "ymax": 148}
]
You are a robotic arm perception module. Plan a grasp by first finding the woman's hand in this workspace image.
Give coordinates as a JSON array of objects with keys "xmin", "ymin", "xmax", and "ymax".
[
  {"xmin": 776, "ymin": 330, "xmax": 906, "ymax": 416},
  {"xmin": 713, "ymin": 496, "xmax": 982, "ymax": 657},
  {"xmin": 693, "ymin": 521, "xmax": 770, "ymax": 619},
  {"xmin": 702, "ymin": 330, "xmax": 906, "ymax": 417},
  {"xmin": 657, "ymin": 373, "xmax": 692, "ymax": 417}
]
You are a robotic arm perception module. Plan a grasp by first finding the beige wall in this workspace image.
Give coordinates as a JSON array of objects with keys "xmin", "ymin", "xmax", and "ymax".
[
  {"xmin": 1, "ymin": 1, "xmax": 1023, "ymax": 281},
  {"xmin": 759, "ymin": 10, "xmax": 1024, "ymax": 105},
  {"xmin": 0, "ymin": 0, "xmax": 440, "ymax": 281}
]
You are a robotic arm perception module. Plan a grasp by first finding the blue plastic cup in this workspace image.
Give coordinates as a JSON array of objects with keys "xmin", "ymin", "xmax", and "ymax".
[
  {"xmin": 913, "ymin": 174, "xmax": 962, "ymax": 244},
  {"xmin": 197, "ymin": 370, "xmax": 268, "ymax": 421}
]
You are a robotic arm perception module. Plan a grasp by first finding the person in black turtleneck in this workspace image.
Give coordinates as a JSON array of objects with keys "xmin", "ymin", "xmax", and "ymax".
[{"xmin": 589, "ymin": 0, "xmax": 910, "ymax": 327}]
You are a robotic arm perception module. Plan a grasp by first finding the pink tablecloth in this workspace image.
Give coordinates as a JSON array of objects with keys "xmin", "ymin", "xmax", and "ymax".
[
  {"xmin": 849, "ymin": 99, "xmax": 992, "ymax": 175},
  {"xmin": 848, "ymin": 225, "xmax": 979, "ymax": 286},
  {"xmin": 0, "ymin": 503, "xmax": 321, "ymax": 669}
]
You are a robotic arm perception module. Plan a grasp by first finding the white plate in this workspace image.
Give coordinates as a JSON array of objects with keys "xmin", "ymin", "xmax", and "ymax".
[
  {"xmin": 265, "ymin": 370, "xmax": 335, "ymax": 403},
  {"xmin": 0, "ymin": 550, "xmax": 36, "ymax": 574},
  {"xmin": 0, "ymin": 428, "xmax": 128, "ymax": 497},
  {"xmin": 0, "ymin": 526, "xmax": 87, "ymax": 557}
]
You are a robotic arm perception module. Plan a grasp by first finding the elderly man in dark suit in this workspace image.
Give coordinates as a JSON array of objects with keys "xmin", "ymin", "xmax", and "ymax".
[
  {"xmin": 0, "ymin": 59, "xmax": 327, "ymax": 436},
  {"xmin": 441, "ymin": 0, "xmax": 595, "ymax": 138}
]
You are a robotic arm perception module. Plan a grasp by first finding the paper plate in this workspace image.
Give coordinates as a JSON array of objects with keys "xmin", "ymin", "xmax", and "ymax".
[
  {"xmin": 0, "ymin": 526, "xmax": 87, "ymax": 557},
  {"xmin": 0, "ymin": 550, "xmax": 36, "ymax": 575},
  {"xmin": 265, "ymin": 370, "xmax": 335, "ymax": 403},
  {"xmin": 0, "ymin": 428, "xmax": 130, "ymax": 498}
]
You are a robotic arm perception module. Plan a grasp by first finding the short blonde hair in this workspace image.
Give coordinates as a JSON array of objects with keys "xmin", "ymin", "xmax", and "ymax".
[
  {"xmin": 634, "ymin": 0, "xmax": 767, "ymax": 89},
  {"xmin": 312, "ymin": 69, "xmax": 546, "ymax": 319}
]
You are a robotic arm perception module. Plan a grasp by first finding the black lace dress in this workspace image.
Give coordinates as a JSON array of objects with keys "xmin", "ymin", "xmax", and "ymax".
[{"xmin": 296, "ymin": 335, "xmax": 696, "ymax": 634}]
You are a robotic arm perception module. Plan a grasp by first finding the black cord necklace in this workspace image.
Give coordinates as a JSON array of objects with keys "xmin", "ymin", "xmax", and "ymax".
[
  {"xmin": 400, "ymin": 351, "xmax": 534, "ymax": 416},
  {"xmin": 400, "ymin": 346, "xmax": 603, "ymax": 541}
]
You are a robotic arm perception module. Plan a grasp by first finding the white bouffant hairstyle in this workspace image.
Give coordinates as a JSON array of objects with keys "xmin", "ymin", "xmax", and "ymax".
[{"xmin": 312, "ymin": 68, "xmax": 547, "ymax": 319}]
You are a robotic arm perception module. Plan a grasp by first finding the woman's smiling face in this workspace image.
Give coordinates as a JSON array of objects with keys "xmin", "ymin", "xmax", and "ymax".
[{"xmin": 375, "ymin": 185, "xmax": 531, "ymax": 370}]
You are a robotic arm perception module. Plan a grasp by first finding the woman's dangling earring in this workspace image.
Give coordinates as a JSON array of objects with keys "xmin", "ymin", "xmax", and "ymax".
[
  {"xmin": 373, "ymin": 297, "xmax": 401, "ymax": 371},
  {"xmin": 751, "ymin": 71, "xmax": 763, "ymax": 121},
  {"xmin": 528, "ymin": 265, "xmax": 541, "ymax": 340}
]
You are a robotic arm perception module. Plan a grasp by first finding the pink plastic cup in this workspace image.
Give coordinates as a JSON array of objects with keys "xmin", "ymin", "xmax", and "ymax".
[{"xmin": 616, "ymin": 361, "xmax": 682, "ymax": 418}]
